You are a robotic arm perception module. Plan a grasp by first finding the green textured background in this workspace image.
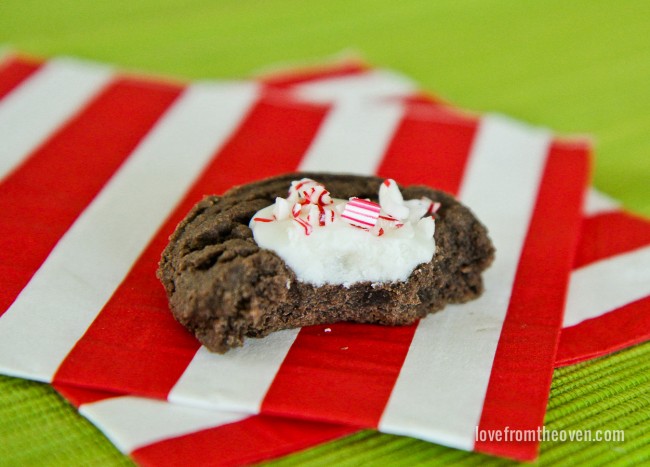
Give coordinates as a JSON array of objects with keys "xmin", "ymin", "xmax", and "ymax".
[{"xmin": 1, "ymin": 0, "xmax": 649, "ymax": 465}]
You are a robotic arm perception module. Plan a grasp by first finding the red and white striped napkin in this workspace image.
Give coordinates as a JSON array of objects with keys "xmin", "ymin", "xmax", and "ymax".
[
  {"xmin": 50, "ymin": 187, "xmax": 650, "ymax": 467},
  {"xmin": 557, "ymin": 189, "xmax": 650, "ymax": 366},
  {"xmin": 0, "ymin": 54, "xmax": 648, "ymax": 464}
]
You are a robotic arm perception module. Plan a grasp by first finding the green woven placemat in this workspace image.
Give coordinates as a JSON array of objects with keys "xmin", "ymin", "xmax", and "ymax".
[{"xmin": 0, "ymin": 376, "xmax": 133, "ymax": 467}]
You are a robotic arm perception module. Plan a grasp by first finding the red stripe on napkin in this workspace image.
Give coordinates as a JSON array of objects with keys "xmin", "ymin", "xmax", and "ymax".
[
  {"xmin": 259, "ymin": 60, "xmax": 368, "ymax": 89},
  {"xmin": 131, "ymin": 415, "xmax": 356, "ymax": 467},
  {"xmin": 0, "ymin": 78, "xmax": 181, "ymax": 316},
  {"xmin": 574, "ymin": 211, "xmax": 650, "ymax": 268},
  {"xmin": 474, "ymin": 140, "xmax": 590, "ymax": 460},
  {"xmin": 262, "ymin": 322, "xmax": 417, "ymax": 426},
  {"xmin": 54, "ymin": 383, "xmax": 122, "ymax": 407},
  {"xmin": 378, "ymin": 107, "xmax": 478, "ymax": 195},
  {"xmin": 0, "ymin": 55, "xmax": 42, "ymax": 99},
  {"xmin": 53, "ymin": 99, "xmax": 328, "ymax": 397},
  {"xmin": 556, "ymin": 296, "xmax": 650, "ymax": 367}
]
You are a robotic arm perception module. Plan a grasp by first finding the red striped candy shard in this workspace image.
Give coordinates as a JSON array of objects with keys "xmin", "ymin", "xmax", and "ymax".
[{"xmin": 341, "ymin": 198, "xmax": 381, "ymax": 228}]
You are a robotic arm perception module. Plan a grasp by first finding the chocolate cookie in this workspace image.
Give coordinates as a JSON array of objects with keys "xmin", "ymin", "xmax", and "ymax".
[{"xmin": 157, "ymin": 173, "xmax": 494, "ymax": 353}]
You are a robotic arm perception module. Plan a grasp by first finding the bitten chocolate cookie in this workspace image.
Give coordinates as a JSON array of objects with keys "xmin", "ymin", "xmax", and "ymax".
[{"xmin": 157, "ymin": 173, "xmax": 494, "ymax": 353}]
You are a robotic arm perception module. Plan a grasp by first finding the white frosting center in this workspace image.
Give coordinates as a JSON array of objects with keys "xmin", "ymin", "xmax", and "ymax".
[{"xmin": 249, "ymin": 179, "xmax": 437, "ymax": 287}]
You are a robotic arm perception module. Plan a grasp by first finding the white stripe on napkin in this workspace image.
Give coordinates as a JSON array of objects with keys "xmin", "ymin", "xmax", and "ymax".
[
  {"xmin": 0, "ymin": 58, "xmax": 112, "ymax": 181},
  {"xmin": 563, "ymin": 245, "xmax": 650, "ymax": 327},
  {"xmin": 299, "ymin": 100, "xmax": 404, "ymax": 175},
  {"xmin": 583, "ymin": 188, "xmax": 621, "ymax": 216},
  {"xmin": 0, "ymin": 82, "xmax": 259, "ymax": 381},
  {"xmin": 292, "ymin": 69, "xmax": 417, "ymax": 103},
  {"xmin": 169, "ymin": 330, "xmax": 301, "ymax": 413},
  {"xmin": 379, "ymin": 114, "xmax": 552, "ymax": 450},
  {"xmin": 80, "ymin": 396, "xmax": 248, "ymax": 454},
  {"xmin": 167, "ymin": 100, "xmax": 404, "ymax": 412}
]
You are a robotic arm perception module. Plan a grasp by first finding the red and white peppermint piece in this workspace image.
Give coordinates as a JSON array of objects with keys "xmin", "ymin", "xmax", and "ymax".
[
  {"xmin": 288, "ymin": 178, "xmax": 332, "ymax": 205},
  {"xmin": 403, "ymin": 197, "xmax": 441, "ymax": 222},
  {"xmin": 302, "ymin": 185, "xmax": 333, "ymax": 206},
  {"xmin": 304, "ymin": 205, "xmax": 337, "ymax": 228},
  {"xmin": 306, "ymin": 205, "xmax": 327, "ymax": 227},
  {"xmin": 287, "ymin": 178, "xmax": 313, "ymax": 201},
  {"xmin": 291, "ymin": 202, "xmax": 303, "ymax": 218},
  {"xmin": 326, "ymin": 207, "xmax": 336, "ymax": 225},
  {"xmin": 378, "ymin": 214, "xmax": 404, "ymax": 228},
  {"xmin": 273, "ymin": 197, "xmax": 291, "ymax": 220},
  {"xmin": 341, "ymin": 197, "xmax": 381, "ymax": 228},
  {"xmin": 293, "ymin": 216, "xmax": 313, "ymax": 236},
  {"xmin": 416, "ymin": 216, "xmax": 435, "ymax": 238},
  {"xmin": 379, "ymin": 178, "xmax": 409, "ymax": 220},
  {"xmin": 428, "ymin": 201, "xmax": 441, "ymax": 215}
]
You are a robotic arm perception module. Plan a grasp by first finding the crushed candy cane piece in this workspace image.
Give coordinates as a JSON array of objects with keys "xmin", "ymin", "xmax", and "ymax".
[
  {"xmin": 293, "ymin": 216, "xmax": 313, "ymax": 236},
  {"xmin": 378, "ymin": 214, "xmax": 404, "ymax": 228},
  {"xmin": 379, "ymin": 178, "xmax": 410, "ymax": 220},
  {"xmin": 404, "ymin": 197, "xmax": 439, "ymax": 222},
  {"xmin": 326, "ymin": 208, "xmax": 336, "ymax": 225},
  {"xmin": 288, "ymin": 178, "xmax": 332, "ymax": 205},
  {"xmin": 416, "ymin": 216, "xmax": 435, "ymax": 238},
  {"xmin": 302, "ymin": 185, "xmax": 333, "ymax": 206},
  {"xmin": 307, "ymin": 205, "xmax": 322, "ymax": 227},
  {"xmin": 291, "ymin": 202, "xmax": 303, "ymax": 218},
  {"xmin": 341, "ymin": 198, "xmax": 381, "ymax": 228},
  {"xmin": 273, "ymin": 197, "xmax": 291, "ymax": 220}
]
